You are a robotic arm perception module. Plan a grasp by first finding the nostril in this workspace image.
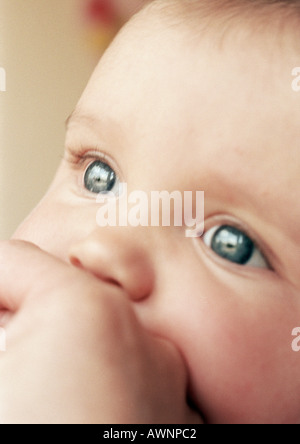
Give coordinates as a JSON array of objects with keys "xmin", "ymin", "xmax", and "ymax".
[
  {"xmin": 68, "ymin": 236, "xmax": 154, "ymax": 301},
  {"xmin": 104, "ymin": 277, "xmax": 122, "ymax": 288},
  {"xmin": 70, "ymin": 256, "xmax": 83, "ymax": 269},
  {"xmin": 69, "ymin": 255, "xmax": 121, "ymax": 288}
]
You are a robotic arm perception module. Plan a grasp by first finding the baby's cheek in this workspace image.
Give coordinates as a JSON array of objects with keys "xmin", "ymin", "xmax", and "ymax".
[
  {"xmin": 12, "ymin": 192, "xmax": 91, "ymax": 262},
  {"xmin": 13, "ymin": 206, "xmax": 68, "ymax": 260},
  {"xmin": 185, "ymin": 282, "xmax": 300, "ymax": 424}
]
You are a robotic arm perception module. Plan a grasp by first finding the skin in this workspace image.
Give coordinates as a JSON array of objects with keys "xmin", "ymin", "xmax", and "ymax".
[
  {"xmin": 2, "ymin": 5, "xmax": 300, "ymax": 423},
  {"xmin": 0, "ymin": 241, "xmax": 199, "ymax": 424}
]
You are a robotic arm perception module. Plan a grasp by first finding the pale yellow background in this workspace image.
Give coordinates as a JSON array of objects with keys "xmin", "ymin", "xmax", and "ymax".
[{"xmin": 0, "ymin": 0, "xmax": 98, "ymax": 239}]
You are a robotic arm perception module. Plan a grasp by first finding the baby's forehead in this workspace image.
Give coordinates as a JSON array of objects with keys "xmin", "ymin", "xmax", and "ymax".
[{"xmin": 77, "ymin": 0, "xmax": 300, "ymax": 202}]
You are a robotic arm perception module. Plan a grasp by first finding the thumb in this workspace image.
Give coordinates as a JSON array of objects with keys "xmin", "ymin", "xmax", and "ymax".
[{"xmin": 0, "ymin": 240, "xmax": 73, "ymax": 313}]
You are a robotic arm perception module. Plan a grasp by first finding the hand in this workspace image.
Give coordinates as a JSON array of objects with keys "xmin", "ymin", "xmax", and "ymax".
[{"xmin": 0, "ymin": 241, "xmax": 202, "ymax": 424}]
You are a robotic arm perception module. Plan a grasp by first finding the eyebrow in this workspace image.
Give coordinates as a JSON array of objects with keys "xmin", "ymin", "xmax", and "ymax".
[{"xmin": 65, "ymin": 110, "xmax": 100, "ymax": 131}]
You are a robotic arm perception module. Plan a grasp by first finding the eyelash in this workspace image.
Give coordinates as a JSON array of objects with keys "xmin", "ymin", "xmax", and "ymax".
[
  {"xmin": 67, "ymin": 146, "xmax": 121, "ymax": 176},
  {"xmin": 65, "ymin": 147, "xmax": 111, "ymax": 168},
  {"xmin": 65, "ymin": 151, "xmax": 274, "ymax": 273},
  {"xmin": 199, "ymin": 215, "xmax": 273, "ymax": 272},
  {"xmin": 65, "ymin": 147, "xmax": 124, "ymax": 198}
]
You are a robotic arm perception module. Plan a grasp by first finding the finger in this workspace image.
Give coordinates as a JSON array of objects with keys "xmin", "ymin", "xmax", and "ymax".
[
  {"xmin": 0, "ymin": 240, "xmax": 77, "ymax": 312},
  {"xmin": 0, "ymin": 240, "xmax": 125, "ymax": 316}
]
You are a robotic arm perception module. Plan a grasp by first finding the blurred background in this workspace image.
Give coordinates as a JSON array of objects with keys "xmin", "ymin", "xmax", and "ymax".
[{"xmin": 0, "ymin": 0, "xmax": 149, "ymax": 239}]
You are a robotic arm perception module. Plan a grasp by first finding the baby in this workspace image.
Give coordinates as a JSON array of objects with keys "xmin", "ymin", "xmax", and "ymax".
[{"xmin": 1, "ymin": 0, "xmax": 300, "ymax": 424}]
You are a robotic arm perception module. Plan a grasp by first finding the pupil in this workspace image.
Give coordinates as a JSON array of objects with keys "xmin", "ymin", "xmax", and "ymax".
[
  {"xmin": 84, "ymin": 161, "xmax": 116, "ymax": 194},
  {"xmin": 211, "ymin": 225, "xmax": 254, "ymax": 265}
]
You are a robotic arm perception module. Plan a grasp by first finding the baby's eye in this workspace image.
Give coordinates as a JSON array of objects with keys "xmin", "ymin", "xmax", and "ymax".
[
  {"xmin": 84, "ymin": 160, "xmax": 118, "ymax": 194},
  {"xmin": 202, "ymin": 225, "xmax": 269, "ymax": 269}
]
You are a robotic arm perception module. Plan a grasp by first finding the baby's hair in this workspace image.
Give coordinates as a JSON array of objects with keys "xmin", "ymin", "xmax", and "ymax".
[{"xmin": 139, "ymin": 0, "xmax": 300, "ymax": 48}]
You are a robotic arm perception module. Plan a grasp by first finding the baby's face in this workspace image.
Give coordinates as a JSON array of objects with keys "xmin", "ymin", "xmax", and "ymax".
[{"xmin": 14, "ymin": 11, "xmax": 300, "ymax": 423}]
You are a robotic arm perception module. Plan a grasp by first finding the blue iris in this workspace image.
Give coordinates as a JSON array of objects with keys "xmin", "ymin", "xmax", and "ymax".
[
  {"xmin": 84, "ymin": 161, "xmax": 116, "ymax": 194},
  {"xmin": 211, "ymin": 225, "xmax": 254, "ymax": 265}
]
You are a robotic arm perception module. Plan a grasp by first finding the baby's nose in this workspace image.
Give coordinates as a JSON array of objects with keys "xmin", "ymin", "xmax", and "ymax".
[{"xmin": 68, "ymin": 227, "xmax": 155, "ymax": 301}]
